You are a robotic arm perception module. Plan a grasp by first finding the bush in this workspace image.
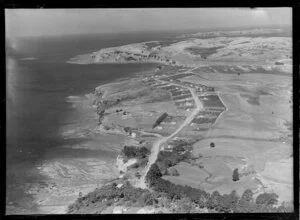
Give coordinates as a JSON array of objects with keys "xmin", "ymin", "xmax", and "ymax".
[
  {"xmin": 153, "ymin": 112, "xmax": 168, "ymax": 128},
  {"xmin": 130, "ymin": 163, "xmax": 139, "ymax": 169},
  {"xmin": 150, "ymin": 175, "xmax": 210, "ymax": 206},
  {"xmin": 135, "ymin": 172, "xmax": 141, "ymax": 178},
  {"xmin": 235, "ymin": 189, "xmax": 254, "ymax": 212},
  {"xmin": 206, "ymin": 191, "xmax": 222, "ymax": 211},
  {"xmin": 255, "ymin": 192, "xmax": 279, "ymax": 206},
  {"xmin": 232, "ymin": 168, "xmax": 239, "ymax": 181},
  {"xmin": 122, "ymin": 146, "xmax": 150, "ymax": 159},
  {"xmin": 174, "ymin": 197, "xmax": 194, "ymax": 213},
  {"xmin": 167, "ymin": 167, "xmax": 179, "ymax": 176},
  {"xmin": 156, "ymin": 150, "xmax": 192, "ymax": 174},
  {"xmin": 145, "ymin": 163, "xmax": 162, "ymax": 187},
  {"xmin": 137, "ymin": 158, "xmax": 148, "ymax": 168},
  {"xmin": 218, "ymin": 190, "xmax": 240, "ymax": 213}
]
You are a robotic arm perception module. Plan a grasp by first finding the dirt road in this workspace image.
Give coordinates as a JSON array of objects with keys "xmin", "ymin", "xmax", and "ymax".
[{"xmin": 138, "ymin": 86, "xmax": 203, "ymax": 189}]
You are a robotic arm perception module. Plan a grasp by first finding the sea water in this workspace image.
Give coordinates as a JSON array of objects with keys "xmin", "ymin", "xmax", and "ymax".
[{"xmin": 6, "ymin": 31, "xmax": 185, "ymax": 214}]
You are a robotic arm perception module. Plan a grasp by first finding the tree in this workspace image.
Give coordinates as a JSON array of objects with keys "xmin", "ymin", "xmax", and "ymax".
[
  {"xmin": 206, "ymin": 191, "xmax": 222, "ymax": 211},
  {"xmin": 255, "ymin": 192, "xmax": 279, "ymax": 206},
  {"xmin": 240, "ymin": 189, "xmax": 253, "ymax": 203},
  {"xmin": 215, "ymin": 190, "xmax": 240, "ymax": 213},
  {"xmin": 168, "ymin": 167, "xmax": 180, "ymax": 176},
  {"xmin": 236, "ymin": 189, "xmax": 254, "ymax": 212},
  {"xmin": 210, "ymin": 142, "xmax": 215, "ymax": 148},
  {"xmin": 174, "ymin": 197, "xmax": 194, "ymax": 213},
  {"xmin": 232, "ymin": 168, "xmax": 239, "ymax": 181},
  {"xmin": 145, "ymin": 163, "xmax": 162, "ymax": 187}
]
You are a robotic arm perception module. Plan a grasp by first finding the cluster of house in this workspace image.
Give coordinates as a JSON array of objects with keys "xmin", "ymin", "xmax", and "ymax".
[
  {"xmin": 151, "ymin": 82, "xmax": 196, "ymax": 112},
  {"xmin": 143, "ymin": 70, "xmax": 227, "ymax": 133},
  {"xmin": 107, "ymin": 49, "xmax": 177, "ymax": 65},
  {"xmin": 123, "ymin": 126, "xmax": 139, "ymax": 138},
  {"xmin": 160, "ymin": 138, "xmax": 194, "ymax": 153},
  {"xmin": 190, "ymin": 94, "xmax": 226, "ymax": 131}
]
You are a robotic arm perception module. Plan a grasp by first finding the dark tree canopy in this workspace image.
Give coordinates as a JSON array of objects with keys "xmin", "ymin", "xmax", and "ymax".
[
  {"xmin": 232, "ymin": 168, "xmax": 239, "ymax": 181},
  {"xmin": 145, "ymin": 163, "xmax": 162, "ymax": 187},
  {"xmin": 206, "ymin": 191, "xmax": 222, "ymax": 211},
  {"xmin": 255, "ymin": 192, "xmax": 279, "ymax": 206}
]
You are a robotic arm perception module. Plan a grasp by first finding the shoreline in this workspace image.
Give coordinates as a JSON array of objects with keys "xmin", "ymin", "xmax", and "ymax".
[
  {"xmin": 23, "ymin": 90, "xmax": 121, "ymax": 214},
  {"xmin": 25, "ymin": 66, "xmax": 159, "ymax": 214},
  {"xmin": 67, "ymin": 59, "xmax": 168, "ymax": 65}
]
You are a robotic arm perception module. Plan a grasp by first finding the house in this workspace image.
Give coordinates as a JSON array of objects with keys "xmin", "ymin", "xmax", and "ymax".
[
  {"xmin": 131, "ymin": 132, "xmax": 137, "ymax": 138},
  {"xmin": 116, "ymin": 183, "xmax": 123, "ymax": 188}
]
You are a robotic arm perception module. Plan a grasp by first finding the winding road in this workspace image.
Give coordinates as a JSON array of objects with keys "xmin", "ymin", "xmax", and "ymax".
[{"xmin": 138, "ymin": 85, "xmax": 203, "ymax": 189}]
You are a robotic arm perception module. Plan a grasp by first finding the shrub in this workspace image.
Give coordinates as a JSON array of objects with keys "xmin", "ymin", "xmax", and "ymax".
[
  {"xmin": 219, "ymin": 190, "xmax": 240, "ymax": 213},
  {"xmin": 167, "ymin": 167, "xmax": 180, "ymax": 176},
  {"xmin": 130, "ymin": 163, "xmax": 139, "ymax": 169},
  {"xmin": 156, "ymin": 150, "xmax": 192, "ymax": 174},
  {"xmin": 122, "ymin": 146, "xmax": 150, "ymax": 159},
  {"xmin": 255, "ymin": 192, "xmax": 279, "ymax": 206},
  {"xmin": 153, "ymin": 112, "xmax": 168, "ymax": 128},
  {"xmin": 232, "ymin": 168, "xmax": 239, "ymax": 181},
  {"xmin": 138, "ymin": 158, "xmax": 148, "ymax": 168},
  {"xmin": 206, "ymin": 191, "xmax": 222, "ymax": 211},
  {"xmin": 135, "ymin": 172, "xmax": 141, "ymax": 178},
  {"xmin": 235, "ymin": 189, "xmax": 254, "ymax": 212},
  {"xmin": 145, "ymin": 163, "xmax": 162, "ymax": 187},
  {"xmin": 174, "ymin": 197, "xmax": 194, "ymax": 213},
  {"xmin": 150, "ymin": 176, "xmax": 210, "ymax": 207}
]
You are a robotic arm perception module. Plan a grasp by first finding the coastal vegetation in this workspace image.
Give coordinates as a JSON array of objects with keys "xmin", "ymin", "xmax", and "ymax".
[
  {"xmin": 121, "ymin": 146, "xmax": 150, "ymax": 160},
  {"xmin": 144, "ymin": 163, "xmax": 292, "ymax": 213},
  {"xmin": 67, "ymin": 164, "xmax": 292, "ymax": 214},
  {"xmin": 66, "ymin": 27, "xmax": 292, "ymax": 214}
]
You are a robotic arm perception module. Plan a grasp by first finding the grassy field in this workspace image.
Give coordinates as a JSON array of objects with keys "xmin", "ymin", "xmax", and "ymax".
[{"xmin": 170, "ymin": 69, "xmax": 292, "ymax": 203}]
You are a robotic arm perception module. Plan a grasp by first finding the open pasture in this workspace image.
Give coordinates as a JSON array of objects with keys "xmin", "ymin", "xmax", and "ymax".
[
  {"xmin": 163, "ymin": 162, "xmax": 209, "ymax": 188},
  {"xmin": 193, "ymin": 137, "xmax": 291, "ymax": 173}
]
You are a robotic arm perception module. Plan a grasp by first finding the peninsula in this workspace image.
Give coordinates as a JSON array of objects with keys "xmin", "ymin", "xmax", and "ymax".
[{"xmin": 66, "ymin": 27, "xmax": 293, "ymax": 213}]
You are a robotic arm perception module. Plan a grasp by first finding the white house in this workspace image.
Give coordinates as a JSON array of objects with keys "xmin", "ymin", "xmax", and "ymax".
[{"xmin": 131, "ymin": 132, "xmax": 137, "ymax": 138}]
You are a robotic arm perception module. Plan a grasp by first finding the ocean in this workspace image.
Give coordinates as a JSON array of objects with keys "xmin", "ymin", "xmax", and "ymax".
[
  {"xmin": 6, "ymin": 26, "xmax": 291, "ymax": 214},
  {"xmin": 6, "ymin": 30, "xmax": 187, "ymax": 214}
]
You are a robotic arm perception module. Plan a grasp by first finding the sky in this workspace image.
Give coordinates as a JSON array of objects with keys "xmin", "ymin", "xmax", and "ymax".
[{"xmin": 5, "ymin": 8, "xmax": 292, "ymax": 38}]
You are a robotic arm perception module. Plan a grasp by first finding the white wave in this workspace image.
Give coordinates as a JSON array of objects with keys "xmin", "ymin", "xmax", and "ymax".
[{"xmin": 20, "ymin": 57, "xmax": 38, "ymax": 61}]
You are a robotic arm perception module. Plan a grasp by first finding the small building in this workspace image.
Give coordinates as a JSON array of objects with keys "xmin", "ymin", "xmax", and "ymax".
[
  {"xmin": 116, "ymin": 183, "xmax": 123, "ymax": 188},
  {"xmin": 131, "ymin": 132, "xmax": 137, "ymax": 138}
]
